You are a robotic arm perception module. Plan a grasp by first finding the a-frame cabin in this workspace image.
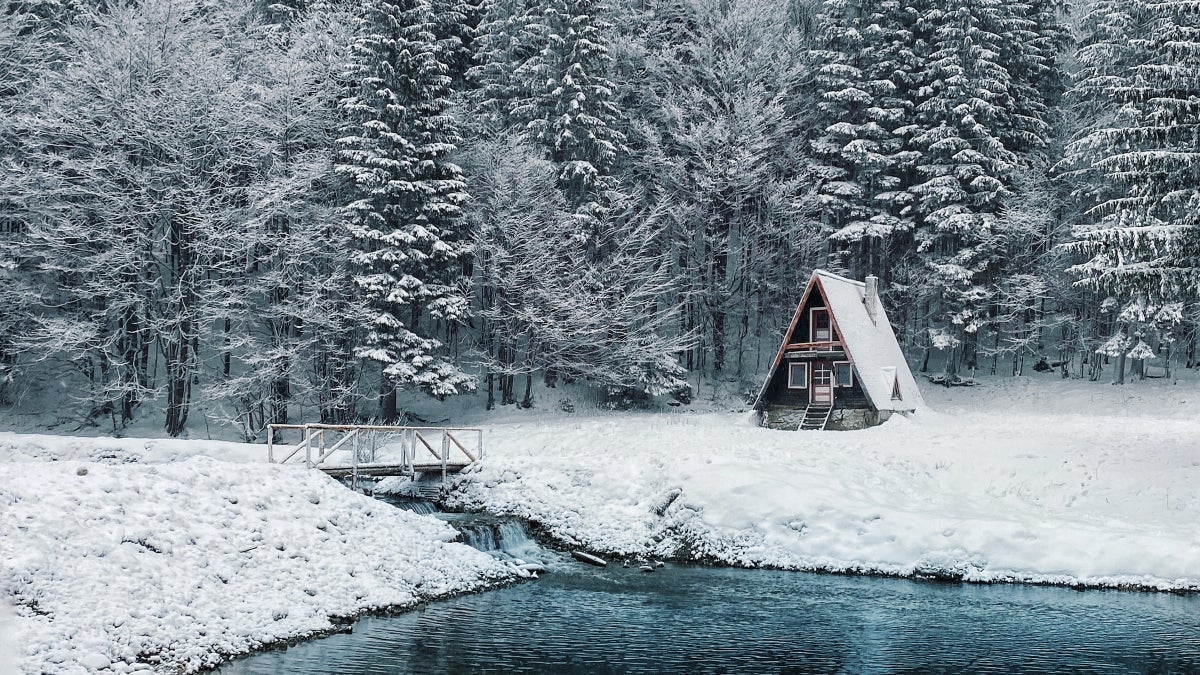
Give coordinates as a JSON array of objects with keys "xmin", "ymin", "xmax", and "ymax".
[{"xmin": 753, "ymin": 270, "xmax": 923, "ymax": 430}]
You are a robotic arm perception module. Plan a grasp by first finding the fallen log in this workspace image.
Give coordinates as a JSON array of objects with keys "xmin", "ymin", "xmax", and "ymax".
[{"xmin": 571, "ymin": 550, "xmax": 607, "ymax": 567}]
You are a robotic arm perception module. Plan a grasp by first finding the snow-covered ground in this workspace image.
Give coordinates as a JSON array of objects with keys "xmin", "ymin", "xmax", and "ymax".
[
  {"xmin": 444, "ymin": 376, "xmax": 1200, "ymax": 590},
  {"xmin": 3, "ymin": 373, "xmax": 1200, "ymax": 674},
  {"xmin": 0, "ymin": 457, "xmax": 522, "ymax": 674},
  {"xmin": 1, "ymin": 599, "xmax": 18, "ymax": 675},
  {"xmin": 0, "ymin": 432, "xmax": 262, "ymax": 464}
]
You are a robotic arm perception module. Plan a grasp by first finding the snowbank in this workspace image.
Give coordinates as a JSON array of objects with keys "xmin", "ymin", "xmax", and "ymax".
[
  {"xmin": 445, "ymin": 405, "xmax": 1200, "ymax": 590},
  {"xmin": 0, "ymin": 459, "xmax": 521, "ymax": 674},
  {"xmin": 0, "ymin": 599, "xmax": 18, "ymax": 675},
  {"xmin": 0, "ymin": 431, "xmax": 261, "ymax": 464}
]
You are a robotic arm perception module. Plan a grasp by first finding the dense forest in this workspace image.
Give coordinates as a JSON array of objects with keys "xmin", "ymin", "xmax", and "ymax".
[{"xmin": 1, "ymin": 0, "xmax": 1198, "ymax": 436}]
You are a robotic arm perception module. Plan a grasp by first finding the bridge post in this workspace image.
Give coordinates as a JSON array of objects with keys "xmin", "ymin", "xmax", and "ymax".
[
  {"xmin": 441, "ymin": 431, "xmax": 449, "ymax": 482},
  {"xmin": 303, "ymin": 426, "xmax": 312, "ymax": 469}
]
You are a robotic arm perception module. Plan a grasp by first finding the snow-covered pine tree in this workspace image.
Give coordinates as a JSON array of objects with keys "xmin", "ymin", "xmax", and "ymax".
[
  {"xmin": 338, "ymin": 0, "xmax": 474, "ymax": 421},
  {"xmin": 908, "ymin": 0, "xmax": 1020, "ymax": 378},
  {"xmin": 511, "ymin": 0, "xmax": 622, "ymax": 240},
  {"xmin": 1064, "ymin": 0, "xmax": 1200, "ymax": 306},
  {"xmin": 1060, "ymin": 0, "xmax": 1200, "ymax": 383},
  {"xmin": 429, "ymin": 0, "xmax": 482, "ymax": 86},
  {"xmin": 993, "ymin": 0, "xmax": 1066, "ymax": 158},
  {"xmin": 811, "ymin": 0, "xmax": 1067, "ymax": 370},
  {"xmin": 466, "ymin": 0, "xmax": 543, "ymax": 128},
  {"xmin": 811, "ymin": 0, "xmax": 918, "ymax": 279}
]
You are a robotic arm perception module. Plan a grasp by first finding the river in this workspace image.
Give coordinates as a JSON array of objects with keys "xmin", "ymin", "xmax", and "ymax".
[{"xmin": 215, "ymin": 508, "xmax": 1200, "ymax": 674}]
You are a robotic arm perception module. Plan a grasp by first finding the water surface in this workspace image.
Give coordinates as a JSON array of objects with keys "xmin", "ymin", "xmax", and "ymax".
[{"xmin": 217, "ymin": 561, "xmax": 1200, "ymax": 674}]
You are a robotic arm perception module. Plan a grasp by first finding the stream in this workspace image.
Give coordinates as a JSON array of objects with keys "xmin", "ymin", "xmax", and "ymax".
[{"xmin": 215, "ymin": 498, "xmax": 1200, "ymax": 674}]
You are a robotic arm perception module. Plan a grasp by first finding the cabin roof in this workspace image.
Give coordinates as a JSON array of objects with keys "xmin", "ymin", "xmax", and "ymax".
[{"xmin": 755, "ymin": 269, "xmax": 925, "ymax": 413}]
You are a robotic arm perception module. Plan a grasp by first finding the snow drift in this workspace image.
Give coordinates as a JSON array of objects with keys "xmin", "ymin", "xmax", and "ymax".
[{"xmin": 0, "ymin": 458, "xmax": 521, "ymax": 674}]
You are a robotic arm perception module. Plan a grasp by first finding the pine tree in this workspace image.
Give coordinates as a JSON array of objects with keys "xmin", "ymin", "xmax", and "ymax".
[
  {"xmin": 466, "ymin": 0, "xmax": 542, "ymax": 128},
  {"xmin": 906, "ymin": 0, "xmax": 1023, "ymax": 377},
  {"xmin": 1064, "ymin": 0, "xmax": 1200, "ymax": 305},
  {"xmin": 511, "ymin": 0, "xmax": 622, "ymax": 230},
  {"xmin": 429, "ymin": 0, "xmax": 483, "ymax": 86},
  {"xmin": 811, "ymin": 0, "xmax": 919, "ymax": 278},
  {"xmin": 338, "ymin": 0, "xmax": 474, "ymax": 421}
]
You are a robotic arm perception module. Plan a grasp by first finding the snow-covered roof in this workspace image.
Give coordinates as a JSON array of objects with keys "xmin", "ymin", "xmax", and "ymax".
[
  {"xmin": 756, "ymin": 269, "xmax": 925, "ymax": 412},
  {"xmin": 814, "ymin": 270, "xmax": 923, "ymax": 411}
]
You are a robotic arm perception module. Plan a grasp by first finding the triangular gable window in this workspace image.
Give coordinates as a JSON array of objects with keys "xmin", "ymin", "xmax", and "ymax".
[{"xmin": 892, "ymin": 374, "xmax": 902, "ymax": 401}]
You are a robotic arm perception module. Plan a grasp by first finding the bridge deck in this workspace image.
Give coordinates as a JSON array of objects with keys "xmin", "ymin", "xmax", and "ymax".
[
  {"xmin": 266, "ymin": 424, "xmax": 483, "ymax": 484},
  {"xmin": 317, "ymin": 463, "xmax": 471, "ymax": 478}
]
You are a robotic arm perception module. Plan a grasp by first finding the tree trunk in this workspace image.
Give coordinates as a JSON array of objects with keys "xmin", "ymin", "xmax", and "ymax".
[
  {"xmin": 501, "ymin": 339, "xmax": 516, "ymax": 405},
  {"xmin": 222, "ymin": 317, "xmax": 231, "ymax": 379},
  {"xmin": 1186, "ymin": 324, "xmax": 1197, "ymax": 368},
  {"xmin": 486, "ymin": 371, "xmax": 495, "ymax": 410},
  {"xmin": 521, "ymin": 372, "xmax": 533, "ymax": 408},
  {"xmin": 1112, "ymin": 324, "xmax": 1128, "ymax": 385},
  {"xmin": 711, "ymin": 244, "xmax": 728, "ymax": 377},
  {"xmin": 271, "ymin": 362, "xmax": 289, "ymax": 425},
  {"xmin": 379, "ymin": 373, "xmax": 397, "ymax": 423},
  {"xmin": 943, "ymin": 344, "xmax": 958, "ymax": 384},
  {"xmin": 164, "ymin": 333, "xmax": 192, "ymax": 437}
]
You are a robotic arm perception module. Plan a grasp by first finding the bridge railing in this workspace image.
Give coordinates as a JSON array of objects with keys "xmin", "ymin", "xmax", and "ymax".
[{"xmin": 266, "ymin": 423, "xmax": 484, "ymax": 477}]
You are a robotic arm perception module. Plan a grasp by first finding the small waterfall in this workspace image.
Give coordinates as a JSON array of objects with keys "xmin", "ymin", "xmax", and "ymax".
[
  {"xmin": 456, "ymin": 518, "xmax": 537, "ymax": 557},
  {"xmin": 380, "ymin": 497, "xmax": 439, "ymax": 515},
  {"xmin": 457, "ymin": 524, "xmax": 501, "ymax": 552},
  {"xmin": 374, "ymin": 493, "xmax": 547, "ymax": 566}
]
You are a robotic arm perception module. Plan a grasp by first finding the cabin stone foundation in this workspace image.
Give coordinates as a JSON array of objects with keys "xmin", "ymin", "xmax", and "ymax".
[{"xmin": 826, "ymin": 408, "xmax": 891, "ymax": 431}]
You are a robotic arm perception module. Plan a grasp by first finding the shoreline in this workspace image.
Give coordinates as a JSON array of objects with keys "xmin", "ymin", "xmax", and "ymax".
[{"xmin": 5, "ymin": 380, "xmax": 1200, "ymax": 672}]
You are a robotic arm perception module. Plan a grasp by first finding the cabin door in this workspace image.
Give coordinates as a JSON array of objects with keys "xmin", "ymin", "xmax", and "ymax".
[{"xmin": 811, "ymin": 361, "xmax": 834, "ymax": 405}]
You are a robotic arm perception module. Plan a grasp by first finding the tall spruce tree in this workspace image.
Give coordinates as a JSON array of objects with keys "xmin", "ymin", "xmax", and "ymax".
[
  {"xmin": 338, "ymin": 0, "xmax": 474, "ymax": 421},
  {"xmin": 909, "ymin": 0, "xmax": 1019, "ymax": 375},
  {"xmin": 1065, "ymin": 0, "xmax": 1200, "ymax": 304},
  {"xmin": 1062, "ymin": 0, "xmax": 1200, "ymax": 383},
  {"xmin": 512, "ymin": 0, "xmax": 622, "ymax": 236},
  {"xmin": 811, "ymin": 0, "xmax": 919, "ymax": 279}
]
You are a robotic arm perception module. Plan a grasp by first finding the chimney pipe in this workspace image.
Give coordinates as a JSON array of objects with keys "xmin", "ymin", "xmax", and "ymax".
[{"xmin": 864, "ymin": 275, "xmax": 879, "ymax": 325}]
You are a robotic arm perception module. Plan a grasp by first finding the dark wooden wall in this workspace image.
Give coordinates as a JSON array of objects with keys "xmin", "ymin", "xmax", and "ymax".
[{"xmin": 762, "ymin": 361, "xmax": 873, "ymax": 410}]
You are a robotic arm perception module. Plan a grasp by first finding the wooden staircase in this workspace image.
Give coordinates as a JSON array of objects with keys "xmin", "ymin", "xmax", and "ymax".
[
  {"xmin": 799, "ymin": 403, "xmax": 833, "ymax": 430},
  {"xmin": 763, "ymin": 404, "xmax": 833, "ymax": 431}
]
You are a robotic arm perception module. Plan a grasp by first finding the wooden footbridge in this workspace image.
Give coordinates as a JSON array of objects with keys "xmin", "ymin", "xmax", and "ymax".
[{"xmin": 266, "ymin": 423, "xmax": 484, "ymax": 484}]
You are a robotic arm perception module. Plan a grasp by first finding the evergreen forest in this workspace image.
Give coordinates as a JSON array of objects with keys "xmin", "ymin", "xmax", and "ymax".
[{"xmin": 2, "ymin": 0, "xmax": 1199, "ymax": 436}]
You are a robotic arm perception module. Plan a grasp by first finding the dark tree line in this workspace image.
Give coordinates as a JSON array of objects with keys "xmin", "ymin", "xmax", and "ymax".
[{"xmin": 1, "ymin": 0, "xmax": 1198, "ymax": 436}]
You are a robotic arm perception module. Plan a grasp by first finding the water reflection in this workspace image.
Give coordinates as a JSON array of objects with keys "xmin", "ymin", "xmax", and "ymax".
[{"xmin": 216, "ymin": 565, "xmax": 1200, "ymax": 674}]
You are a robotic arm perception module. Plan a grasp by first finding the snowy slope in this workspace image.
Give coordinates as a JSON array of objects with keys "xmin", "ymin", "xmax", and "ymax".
[
  {"xmin": 0, "ymin": 459, "xmax": 522, "ymax": 674},
  {"xmin": 0, "ymin": 432, "xmax": 262, "ymax": 464},
  {"xmin": 445, "ymin": 400, "xmax": 1200, "ymax": 590},
  {"xmin": 0, "ymin": 599, "xmax": 17, "ymax": 675}
]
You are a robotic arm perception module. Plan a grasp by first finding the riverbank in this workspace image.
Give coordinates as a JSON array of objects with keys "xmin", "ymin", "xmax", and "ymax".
[
  {"xmin": 0, "ymin": 459, "xmax": 524, "ymax": 674},
  {"xmin": 3, "ymin": 374, "xmax": 1199, "ymax": 672},
  {"xmin": 442, "ymin": 380, "xmax": 1200, "ymax": 590}
]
